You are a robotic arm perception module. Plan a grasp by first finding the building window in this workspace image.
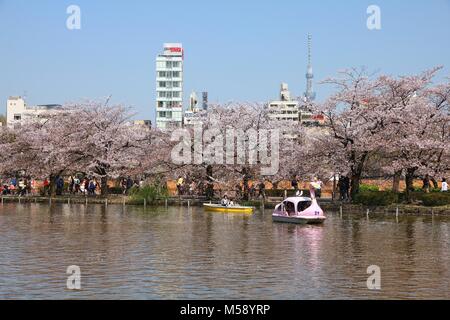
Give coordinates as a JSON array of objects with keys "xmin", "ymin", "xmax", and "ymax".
[
  {"xmin": 159, "ymin": 111, "xmax": 173, "ymax": 119},
  {"xmin": 14, "ymin": 114, "xmax": 21, "ymax": 121},
  {"xmin": 158, "ymin": 81, "xmax": 166, "ymax": 88}
]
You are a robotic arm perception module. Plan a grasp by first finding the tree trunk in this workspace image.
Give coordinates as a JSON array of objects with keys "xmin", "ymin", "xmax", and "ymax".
[
  {"xmin": 422, "ymin": 175, "xmax": 430, "ymax": 193},
  {"xmin": 205, "ymin": 165, "xmax": 214, "ymax": 200},
  {"xmin": 272, "ymin": 180, "xmax": 279, "ymax": 190},
  {"xmin": 392, "ymin": 170, "xmax": 402, "ymax": 193},
  {"xmin": 350, "ymin": 174, "xmax": 361, "ymax": 200},
  {"xmin": 349, "ymin": 151, "xmax": 368, "ymax": 201},
  {"xmin": 49, "ymin": 174, "xmax": 56, "ymax": 197},
  {"xmin": 101, "ymin": 176, "xmax": 108, "ymax": 197},
  {"xmin": 405, "ymin": 168, "xmax": 416, "ymax": 203},
  {"xmin": 242, "ymin": 167, "xmax": 250, "ymax": 201},
  {"xmin": 431, "ymin": 177, "xmax": 439, "ymax": 190},
  {"xmin": 332, "ymin": 173, "xmax": 337, "ymax": 201}
]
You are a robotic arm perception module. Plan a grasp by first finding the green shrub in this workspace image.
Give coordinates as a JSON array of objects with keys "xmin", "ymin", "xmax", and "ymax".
[
  {"xmin": 129, "ymin": 185, "xmax": 168, "ymax": 205},
  {"xmin": 419, "ymin": 193, "xmax": 450, "ymax": 207},
  {"xmin": 359, "ymin": 184, "xmax": 379, "ymax": 192},
  {"xmin": 411, "ymin": 186, "xmax": 440, "ymax": 192},
  {"xmin": 108, "ymin": 186, "xmax": 123, "ymax": 195},
  {"xmin": 353, "ymin": 191, "xmax": 398, "ymax": 206},
  {"xmin": 398, "ymin": 191, "xmax": 421, "ymax": 203}
]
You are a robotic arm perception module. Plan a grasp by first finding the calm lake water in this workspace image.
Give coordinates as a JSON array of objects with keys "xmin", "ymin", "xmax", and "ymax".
[{"xmin": 0, "ymin": 203, "xmax": 449, "ymax": 300}]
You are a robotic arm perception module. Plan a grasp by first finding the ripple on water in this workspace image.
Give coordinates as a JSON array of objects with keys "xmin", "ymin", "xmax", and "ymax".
[{"xmin": 0, "ymin": 203, "xmax": 449, "ymax": 299}]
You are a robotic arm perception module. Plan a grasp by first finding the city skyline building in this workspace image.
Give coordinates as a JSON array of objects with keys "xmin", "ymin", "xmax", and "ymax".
[
  {"xmin": 267, "ymin": 83, "xmax": 300, "ymax": 122},
  {"xmin": 202, "ymin": 92, "xmax": 208, "ymax": 111},
  {"xmin": 133, "ymin": 119, "xmax": 152, "ymax": 128},
  {"xmin": 6, "ymin": 96, "xmax": 62, "ymax": 129},
  {"xmin": 183, "ymin": 91, "xmax": 202, "ymax": 127},
  {"xmin": 155, "ymin": 43, "xmax": 184, "ymax": 129}
]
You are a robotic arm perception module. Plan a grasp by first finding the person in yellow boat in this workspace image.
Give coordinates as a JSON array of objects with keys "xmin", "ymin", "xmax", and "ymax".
[{"xmin": 221, "ymin": 195, "xmax": 230, "ymax": 207}]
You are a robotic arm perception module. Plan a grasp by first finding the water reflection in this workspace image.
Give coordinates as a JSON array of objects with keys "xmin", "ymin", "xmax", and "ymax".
[{"xmin": 0, "ymin": 203, "xmax": 449, "ymax": 299}]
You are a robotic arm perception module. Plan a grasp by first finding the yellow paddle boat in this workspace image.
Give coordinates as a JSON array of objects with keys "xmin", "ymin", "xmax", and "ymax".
[{"xmin": 203, "ymin": 203, "xmax": 254, "ymax": 214}]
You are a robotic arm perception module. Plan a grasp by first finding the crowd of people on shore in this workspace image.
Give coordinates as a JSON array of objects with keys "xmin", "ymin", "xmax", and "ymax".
[
  {"xmin": 337, "ymin": 176, "xmax": 350, "ymax": 201},
  {"xmin": 0, "ymin": 175, "xmax": 144, "ymax": 197},
  {"xmin": 0, "ymin": 177, "xmax": 34, "ymax": 196},
  {"xmin": 175, "ymin": 177, "xmax": 210, "ymax": 197},
  {"xmin": 175, "ymin": 173, "xmax": 449, "ymax": 202},
  {"xmin": 175, "ymin": 175, "xmax": 327, "ymax": 200},
  {"xmin": 175, "ymin": 175, "xmax": 268, "ymax": 200},
  {"xmin": 0, "ymin": 176, "xmax": 102, "ymax": 196},
  {"xmin": 1, "ymin": 173, "xmax": 447, "ymax": 199}
]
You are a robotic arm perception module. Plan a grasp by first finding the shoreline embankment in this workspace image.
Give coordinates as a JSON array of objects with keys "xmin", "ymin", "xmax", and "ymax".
[{"xmin": 1, "ymin": 195, "xmax": 449, "ymax": 216}]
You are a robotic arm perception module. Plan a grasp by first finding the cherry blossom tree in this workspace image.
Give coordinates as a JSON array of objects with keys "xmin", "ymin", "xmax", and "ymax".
[
  {"xmin": 171, "ymin": 102, "xmax": 286, "ymax": 200},
  {"xmin": 312, "ymin": 68, "xmax": 384, "ymax": 198},
  {"xmin": 309, "ymin": 66, "xmax": 449, "ymax": 200},
  {"xmin": 0, "ymin": 101, "xmax": 169, "ymax": 196},
  {"xmin": 1, "ymin": 68, "xmax": 448, "ymax": 203},
  {"xmin": 377, "ymin": 70, "xmax": 449, "ymax": 199}
]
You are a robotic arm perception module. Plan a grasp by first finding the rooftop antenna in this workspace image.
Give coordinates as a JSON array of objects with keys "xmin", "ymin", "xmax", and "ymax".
[
  {"xmin": 304, "ymin": 34, "xmax": 316, "ymax": 102},
  {"xmin": 104, "ymin": 95, "xmax": 112, "ymax": 106},
  {"xmin": 308, "ymin": 34, "xmax": 312, "ymax": 67}
]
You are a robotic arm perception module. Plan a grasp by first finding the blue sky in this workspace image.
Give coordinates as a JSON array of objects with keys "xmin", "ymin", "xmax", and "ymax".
[{"xmin": 1, "ymin": 0, "xmax": 449, "ymax": 121}]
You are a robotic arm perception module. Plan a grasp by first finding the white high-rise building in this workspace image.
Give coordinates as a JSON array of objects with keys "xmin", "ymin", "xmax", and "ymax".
[
  {"xmin": 155, "ymin": 43, "xmax": 184, "ymax": 129},
  {"xmin": 267, "ymin": 83, "xmax": 300, "ymax": 122}
]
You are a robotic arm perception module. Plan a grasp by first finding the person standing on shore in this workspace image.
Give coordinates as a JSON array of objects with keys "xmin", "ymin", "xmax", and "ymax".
[
  {"xmin": 441, "ymin": 178, "xmax": 448, "ymax": 192},
  {"xmin": 80, "ymin": 179, "xmax": 86, "ymax": 194},
  {"xmin": 176, "ymin": 176, "xmax": 184, "ymax": 196},
  {"xmin": 338, "ymin": 176, "xmax": 350, "ymax": 201},
  {"xmin": 258, "ymin": 180, "xmax": 266, "ymax": 200},
  {"xmin": 126, "ymin": 177, "xmax": 133, "ymax": 193},
  {"xmin": 121, "ymin": 178, "xmax": 128, "ymax": 195},
  {"xmin": 88, "ymin": 179, "xmax": 97, "ymax": 195},
  {"xmin": 311, "ymin": 177, "xmax": 323, "ymax": 198},
  {"xmin": 56, "ymin": 176, "xmax": 64, "ymax": 196},
  {"xmin": 189, "ymin": 181, "xmax": 196, "ymax": 196},
  {"xmin": 83, "ymin": 178, "xmax": 89, "ymax": 195},
  {"xmin": 68, "ymin": 176, "xmax": 75, "ymax": 194},
  {"xmin": 74, "ymin": 176, "xmax": 80, "ymax": 193},
  {"xmin": 43, "ymin": 178, "xmax": 50, "ymax": 196},
  {"xmin": 18, "ymin": 178, "xmax": 26, "ymax": 196},
  {"xmin": 31, "ymin": 178, "xmax": 37, "ymax": 195},
  {"xmin": 291, "ymin": 176, "xmax": 299, "ymax": 192}
]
